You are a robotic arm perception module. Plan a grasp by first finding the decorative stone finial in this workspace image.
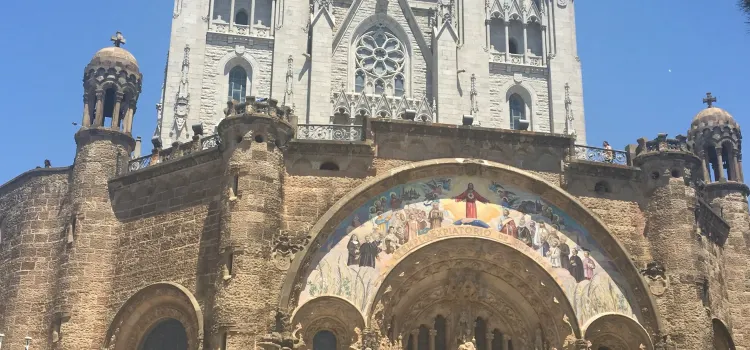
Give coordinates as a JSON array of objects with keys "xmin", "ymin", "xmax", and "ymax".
[
  {"xmin": 111, "ymin": 31, "xmax": 126, "ymax": 47},
  {"xmin": 702, "ymin": 92, "xmax": 716, "ymax": 108}
]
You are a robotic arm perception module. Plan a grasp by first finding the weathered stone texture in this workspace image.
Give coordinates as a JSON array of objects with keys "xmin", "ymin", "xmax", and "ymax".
[{"xmin": 0, "ymin": 170, "xmax": 69, "ymax": 348}]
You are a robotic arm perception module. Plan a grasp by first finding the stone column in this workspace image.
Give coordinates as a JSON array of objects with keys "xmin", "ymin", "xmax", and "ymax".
[
  {"xmin": 410, "ymin": 330, "xmax": 418, "ymax": 350},
  {"xmin": 504, "ymin": 336, "xmax": 510, "ymax": 350},
  {"xmin": 308, "ymin": 8, "xmax": 334, "ymax": 124},
  {"xmin": 730, "ymin": 149, "xmax": 740, "ymax": 181},
  {"xmin": 484, "ymin": 19, "xmax": 490, "ymax": 51},
  {"xmin": 82, "ymin": 94, "xmax": 91, "ymax": 127},
  {"xmin": 111, "ymin": 92, "xmax": 124, "ymax": 130},
  {"xmin": 429, "ymin": 329, "xmax": 437, "ymax": 350},
  {"xmin": 209, "ymin": 0, "xmax": 216, "ymax": 27},
  {"xmin": 124, "ymin": 105, "xmax": 135, "ymax": 134},
  {"xmin": 522, "ymin": 23, "xmax": 528, "ymax": 64},
  {"xmin": 701, "ymin": 151, "xmax": 710, "ymax": 182},
  {"xmin": 716, "ymin": 146, "xmax": 726, "ymax": 182},
  {"xmin": 503, "ymin": 21, "xmax": 509, "ymax": 60},
  {"xmin": 270, "ymin": 0, "xmax": 276, "ymax": 35},
  {"xmin": 485, "ymin": 332, "xmax": 494, "ymax": 350},
  {"xmin": 541, "ymin": 26, "xmax": 547, "ymax": 66},
  {"xmin": 93, "ymin": 90, "xmax": 105, "ymax": 127},
  {"xmin": 229, "ymin": 0, "xmax": 236, "ymax": 32},
  {"xmin": 250, "ymin": 0, "xmax": 256, "ymax": 33}
]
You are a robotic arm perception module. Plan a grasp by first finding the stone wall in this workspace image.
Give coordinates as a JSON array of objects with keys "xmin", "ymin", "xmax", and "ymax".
[
  {"xmin": 0, "ymin": 168, "xmax": 70, "ymax": 347},
  {"xmin": 108, "ymin": 155, "xmax": 223, "ymax": 317}
]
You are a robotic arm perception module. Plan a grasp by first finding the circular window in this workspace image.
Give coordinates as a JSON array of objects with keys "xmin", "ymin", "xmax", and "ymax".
[{"xmin": 356, "ymin": 28, "xmax": 405, "ymax": 80}]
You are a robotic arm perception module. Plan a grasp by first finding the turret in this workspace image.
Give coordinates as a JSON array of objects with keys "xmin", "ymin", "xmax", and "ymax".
[
  {"xmin": 53, "ymin": 33, "xmax": 140, "ymax": 349},
  {"xmin": 688, "ymin": 93, "xmax": 749, "ymax": 347},
  {"xmin": 211, "ymin": 98, "xmax": 295, "ymax": 347},
  {"xmin": 633, "ymin": 134, "xmax": 711, "ymax": 348}
]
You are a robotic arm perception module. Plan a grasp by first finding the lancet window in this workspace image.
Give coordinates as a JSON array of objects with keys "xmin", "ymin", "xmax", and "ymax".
[
  {"xmin": 354, "ymin": 27, "xmax": 407, "ymax": 95},
  {"xmin": 509, "ymin": 93, "xmax": 525, "ymax": 130},
  {"xmin": 228, "ymin": 66, "xmax": 248, "ymax": 102}
]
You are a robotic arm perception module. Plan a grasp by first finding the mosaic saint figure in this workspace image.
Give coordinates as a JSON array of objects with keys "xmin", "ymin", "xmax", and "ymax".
[
  {"xmin": 453, "ymin": 183, "xmax": 489, "ymax": 219},
  {"xmin": 429, "ymin": 202, "xmax": 444, "ymax": 229},
  {"xmin": 559, "ymin": 240, "xmax": 571, "ymax": 270},
  {"xmin": 568, "ymin": 248, "xmax": 585, "ymax": 282},
  {"xmin": 548, "ymin": 240, "xmax": 561, "ymax": 268},
  {"xmin": 383, "ymin": 227, "xmax": 400, "ymax": 254},
  {"xmin": 583, "ymin": 250, "xmax": 596, "ymax": 280},
  {"xmin": 347, "ymin": 215, "xmax": 362, "ymax": 234},
  {"xmin": 498, "ymin": 209, "xmax": 518, "ymax": 238},
  {"xmin": 390, "ymin": 192, "xmax": 402, "ymax": 210},
  {"xmin": 537, "ymin": 222, "xmax": 550, "ymax": 256},
  {"xmin": 517, "ymin": 216, "xmax": 533, "ymax": 247},
  {"xmin": 359, "ymin": 235, "xmax": 381, "ymax": 268},
  {"xmin": 347, "ymin": 235, "xmax": 360, "ymax": 266}
]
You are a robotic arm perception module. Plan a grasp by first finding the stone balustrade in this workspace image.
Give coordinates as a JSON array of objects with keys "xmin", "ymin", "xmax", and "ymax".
[
  {"xmin": 296, "ymin": 124, "xmax": 365, "ymax": 142},
  {"xmin": 573, "ymin": 144, "xmax": 630, "ymax": 166}
]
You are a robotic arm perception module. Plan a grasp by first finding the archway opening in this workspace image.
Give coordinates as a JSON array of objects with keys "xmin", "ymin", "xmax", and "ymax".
[
  {"xmin": 313, "ymin": 330, "xmax": 337, "ymax": 350},
  {"xmin": 139, "ymin": 318, "xmax": 188, "ymax": 350},
  {"xmin": 713, "ymin": 319, "xmax": 736, "ymax": 350}
]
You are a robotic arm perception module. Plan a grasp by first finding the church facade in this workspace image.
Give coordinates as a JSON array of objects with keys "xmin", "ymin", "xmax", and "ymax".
[{"xmin": 0, "ymin": 0, "xmax": 747, "ymax": 349}]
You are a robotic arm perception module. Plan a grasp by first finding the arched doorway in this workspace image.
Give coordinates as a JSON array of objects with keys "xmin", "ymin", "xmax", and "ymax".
[
  {"xmin": 140, "ymin": 318, "xmax": 189, "ymax": 350},
  {"xmin": 366, "ymin": 234, "xmax": 577, "ymax": 349},
  {"xmin": 713, "ymin": 318, "xmax": 736, "ymax": 350}
]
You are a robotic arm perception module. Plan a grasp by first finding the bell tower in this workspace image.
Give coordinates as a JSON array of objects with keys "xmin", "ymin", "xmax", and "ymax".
[{"xmin": 53, "ymin": 33, "xmax": 142, "ymax": 349}]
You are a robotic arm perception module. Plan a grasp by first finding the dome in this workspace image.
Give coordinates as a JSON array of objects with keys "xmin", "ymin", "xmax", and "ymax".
[
  {"xmin": 691, "ymin": 107, "xmax": 738, "ymax": 130},
  {"xmin": 85, "ymin": 32, "xmax": 140, "ymax": 72}
]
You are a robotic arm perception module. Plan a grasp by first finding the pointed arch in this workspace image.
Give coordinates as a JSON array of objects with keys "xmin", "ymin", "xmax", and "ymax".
[
  {"xmin": 712, "ymin": 318, "xmax": 736, "ymax": 350},
  {"xmin": 500, "ymin": 81, "xmax": 538, "ymax": 131},
  {"xmin": 348, "ymin": 14, "xmax": 413, "ymax": 96},
  {"xmin": 215, "ymin": 50, "xmax": 262, "ymax": 118}
]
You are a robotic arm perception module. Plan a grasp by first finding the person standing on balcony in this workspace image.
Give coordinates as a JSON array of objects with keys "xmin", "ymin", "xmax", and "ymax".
[{"xmin": 603, "ymin": 141, "xmax": 614, "ymax": 163}]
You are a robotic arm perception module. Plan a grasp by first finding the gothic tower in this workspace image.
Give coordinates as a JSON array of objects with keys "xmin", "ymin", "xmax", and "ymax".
[
  {"xmin": 156, "ymin": 0, "xmax": 587, "ymax": 145},
  {"xmin": 53, "ymin": 33, "xmax": 141, "ymax": 349}
]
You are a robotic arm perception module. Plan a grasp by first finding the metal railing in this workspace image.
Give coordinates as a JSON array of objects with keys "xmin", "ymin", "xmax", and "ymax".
[
  {"xmin": 573, "ymin": 145, "xmax": 629, "ymax": 166},
  {"xmin": 296, "ymin": 124, "xmax": 365, "ymax": 141},
  {"xmin": 127, "ymin": 134, "xmax": 222, "ymax": 173}
]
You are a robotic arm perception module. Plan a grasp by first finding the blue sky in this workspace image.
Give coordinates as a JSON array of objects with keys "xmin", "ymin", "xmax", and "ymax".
[{"xmin": 0, "ymin": 0, "xmax": 747, "ymax": 184}]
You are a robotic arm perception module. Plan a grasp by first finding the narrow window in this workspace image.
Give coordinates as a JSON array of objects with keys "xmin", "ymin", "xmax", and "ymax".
[
  {"xmin": 394, "ymin": 75, "xmax": 405, "ymax": 97},
  {"xmin": 235, "ymin": 10, "xmax": 249, "ymax": 25},
  {"xmin": 102, "ymin": 88, "xmax": 117, "ymax": 123},
  {"xmin": 532, "ymin": 0, "xmax": 541, "ymax": 9},
  {"xmin": 374, "ymin": 79, "xmax": 385, "ymax": 94},
  {"xmin": 509, "ymin": 94, "xmax": 525, "ymax": 130},
  {"xmin": 221, "ymin": 332, "xmax": 228, "ymax": 350},
  {"xmin": 231, "ymin": 174, "xmax": 239, "ymax": 198},
  {"xmin": 474, "ymin": 318, "xmax": 487, "ymax": 350},
  {"xmin": 228, "ymin": 66, "xmax": 248, "ymax": 102},
  {"xmin": 313, "ymin": 330, "xmax": 337, "ymax": 350},
  {"xmin": 227, "ymin": 252, "xmax": 234, "ymax": 276},
  {"xmin": 355, "ymin": 70, "xmax": 366, "ymax": 93},
  {"xmin": 418, "ymin": 325, "xmax": 429, "ymax": 350},
  {"xmin": 509, "ymin": 38, "xmax": 519, "ymax": 54},
  {"xmin": 434, "ymin": 316, "xmax": 447, "ymax": 350}
]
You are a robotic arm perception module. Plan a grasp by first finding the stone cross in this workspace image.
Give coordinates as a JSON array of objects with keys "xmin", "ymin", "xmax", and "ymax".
[
  {"xmin": 111, "ymin": 31, "xmax": 126, "ymax": 47},
  {"xmin": 703, "ymin": 92, "xmax": 716, "ymax": 108}
]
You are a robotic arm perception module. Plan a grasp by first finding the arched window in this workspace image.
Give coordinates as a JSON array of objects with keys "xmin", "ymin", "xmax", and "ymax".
[
  {"xmin": 418, "ymin": 325, "xmax": 430, "ymax": 350},
  {"xmin": 235, "ymin": 10, "xmax": 249, "ymax": 25},
  {"xmin": 228, "ymin": 66, "xmax": 248, "ymax": 102},
  {"xmin": 375, "ymin": 79, "xmax": 385, "ymax": 94},
  {"xmin": 532, "ymin": 0, "xmax": 541, "ymax": 10},
  {"xmin": 434, "ymin": 316, "xmax": 447, "ymax": 350},
  {"xmin": 509, "ymin": 94, "xmax": 525, "ymax": 130},
  {"xmin": 103, "ymin": 88, "xmax": 117, "ymax": 123},
  {"xmin": 313, "ymin": 330, "xmax": 337, "ymax": 350},
  {"xmin": 508, "ymin": 38, "xmax": 519, "ymax": 54},
  {"xmin": 355, "ymin": 26, "xmax": 406, "ymax": 95},
  {"xmin": 490, "ymin": 330, "xmax": 503, "ymax": 350},
  {"xmin": 140, "ymin": 319, "xmax": 188, "ymax": 350},
  {"xmin": 489, "ymin": 18, "xmax": 506, "ymax": 52},
  {"xmin": 474, "ymin": 318, "xmax": 487, "ymax": 350},
  {"xmin": 355, "ymin": 70, "xmax": 366, "ymax": 93},
  {"xmin": 394, "ymin": 75, "xmax": 405, "ymax": 97}
]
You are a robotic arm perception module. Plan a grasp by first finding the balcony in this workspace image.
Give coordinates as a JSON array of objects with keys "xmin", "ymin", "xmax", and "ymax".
[
  {"xmin": 573, "ymin": 145, "xmax": 630, "ymax": 166},
  {"xmin": 489, "ymin": 52, "xmax": 545, "ymax": 67},
  {"xmin": 127, "ymin": 135, "xmax": 223, "ymax": 172},
  {"xmin": 209, "ymin": 21, "xmax": 273, "ymax": 39},
  {"xmin": 296, "ymin": 124, "xmax": 365, "ymax": 142}
]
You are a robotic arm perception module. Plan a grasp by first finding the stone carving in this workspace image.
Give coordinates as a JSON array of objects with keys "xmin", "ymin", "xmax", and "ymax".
[
  {"xmin": 641, "ymin": 261, "xmax": 668, "ymax": 296},
  {"xmin": 351, "ymin": 327, "xmax": 363, "ymax": 350},
  {"xmin": 171, "ymin": 45, "xmax": 190, "ymax": 140},
  {"xmin": 271, "ymin": 231, "xmax": 311, "ymax": 271},
  {"xmin": 378, "ymin": 334, "xmax": 402, "ymax": 350},
  {"xmin": 561, "ymin": 314, "xmax": 578, "ymax": 349},
  {"xmin": 258, "ymin": 311, "xmax": 306, "ymax": 350}
]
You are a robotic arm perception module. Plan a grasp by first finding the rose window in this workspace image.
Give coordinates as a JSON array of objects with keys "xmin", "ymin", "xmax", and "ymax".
[{"xmin": 355, "ymin": 27, "xmax": 406, "ymax": 96}]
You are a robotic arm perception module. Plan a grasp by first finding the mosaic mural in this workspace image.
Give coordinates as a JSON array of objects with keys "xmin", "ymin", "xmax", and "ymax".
[{"xmin": 298, "ymin": 176, "xmax": 637, "ymax": 325}]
